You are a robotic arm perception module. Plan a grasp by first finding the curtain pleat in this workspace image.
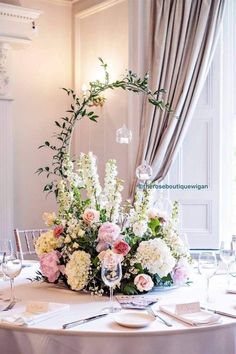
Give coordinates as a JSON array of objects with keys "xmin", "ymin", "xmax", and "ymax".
[{"xmin": 130, "ymin": 0, "xmax": 225, "ymax": 197}]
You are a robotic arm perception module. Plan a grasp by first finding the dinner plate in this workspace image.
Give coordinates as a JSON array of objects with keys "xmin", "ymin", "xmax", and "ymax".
[{"xmin": 114, "ymin": 311, "xmax": 155, "ymax": 328}]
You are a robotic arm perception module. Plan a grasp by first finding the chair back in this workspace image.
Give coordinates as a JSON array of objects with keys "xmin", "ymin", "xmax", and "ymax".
[{"xmin": 14, "ymin": 228, "xmax": 48, "ymax": 260}]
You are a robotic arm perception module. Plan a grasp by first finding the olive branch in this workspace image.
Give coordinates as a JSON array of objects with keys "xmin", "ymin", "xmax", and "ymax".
[{"xmin": 36, "ymin": 58, "xmax": 171, "ymax": 196}]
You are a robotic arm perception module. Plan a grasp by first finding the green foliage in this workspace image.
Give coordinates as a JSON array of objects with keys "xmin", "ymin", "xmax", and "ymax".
[
  {"xmin": 121, "ymin": 282, "xmax": 139, "ymax": 295},
  {"xmin": 37, "ymin": 58, "xmax": 171, "ymax": 196},
  {"xmin": 148, "ymin": 218, "xmax": 160, "ymax": 234}
]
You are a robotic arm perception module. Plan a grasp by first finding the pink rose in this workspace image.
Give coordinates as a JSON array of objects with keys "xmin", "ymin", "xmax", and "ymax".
[
  {"xmin": 83, "ymin": 208, "xmax": 100, "ymax": 224},
  {"xmin": 53, "ymin": 225, "xmax": 64, "ymax": 239},
  {"xmin": 97, "ymin": 222, "xmax": 121, "ymax": 245},
  {"xmin": 113, "ymin": 240, "xmax": 130, "ymax": 256},
  {"xmin": 98, "ymin": 250, "xmax": 122, "ymax": 270},
  {"xmin": 96, "ymin": 242, "xmax": 109, "ymax": 253},
  {"xmin": 39, "ymin": 250, "xmax": 65, "ymax": 283},
  {"xmin": 134, "ymin": 274, "xmax": 154, "ymax": 292},
  {"xmin": 171, "ymin": 260, "xmax": 189, "ymax": 285}
]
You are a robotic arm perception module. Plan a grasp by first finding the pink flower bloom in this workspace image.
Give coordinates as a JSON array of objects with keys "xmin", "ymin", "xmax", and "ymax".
[
  {"xmin": 53, "ymin": 225, "xmax": 64, "ymax": 239},
  {"xmin": 39, "ymin": 250, "xmax": 65, "ymax": 283},
  {"xmin": 113, "ymin": 240, "xmax": 130, "ymax": 256},
  {"xmin": 171, "ymin": 260, "xmax": 189, "ymax": 285},
  {"xmin": 83, "ymin": 208, "xmax": 100, "ymax": 224},
  {"xmin": 97, "ymin": 222, "xmax": 121, "ymax": 245},
  {"xmin": 98, "ymin": 249, "xmax": 122, "ymax": 270},
  {"xmin": 96, "ymin": 242, "xmax": 109, "ymax": 253},
  {"xmin": 134, "ymin": 274, "xmax": 154, "ymax": 292}
]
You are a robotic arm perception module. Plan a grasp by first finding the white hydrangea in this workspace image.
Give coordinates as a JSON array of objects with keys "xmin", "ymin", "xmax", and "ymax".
[
  {"xmin": 134, "ymin": 238, "xmax": 175, "ymax": 277},
  {"xmin": 35, "ymin": 230, "xmax": 63, "ymax": 256},
  {"xmin": 65, "ymin": 250, "xmax": 91, "ymax": 291}
]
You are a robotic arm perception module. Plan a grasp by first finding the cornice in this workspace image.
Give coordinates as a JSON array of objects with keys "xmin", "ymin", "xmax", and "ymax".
[{"xmin": 0, "ymin": 3, "xmax": 42, "ymax": 23}]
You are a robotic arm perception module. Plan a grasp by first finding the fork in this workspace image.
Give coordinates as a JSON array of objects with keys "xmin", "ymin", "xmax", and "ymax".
[
  {"xmin": 147, "ymin": 306, "xmax": 173, "ymax": 327},
  {"xmin": 1, "ymin": 300, "xmax": 16, "ymax": 312}
]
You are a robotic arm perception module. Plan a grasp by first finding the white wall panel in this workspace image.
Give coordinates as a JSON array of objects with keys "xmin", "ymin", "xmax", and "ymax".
[{"xmin": 168, "ymin": 45, "xmax": 221, "ymax": 249}]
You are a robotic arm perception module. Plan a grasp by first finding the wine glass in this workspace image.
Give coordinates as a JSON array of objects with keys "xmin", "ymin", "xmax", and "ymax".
[
  {"xmin": 220, "ymin": 241, "xmax": 235, "ymax": 286},
  {"xmin": 198, "ymin": 251, "xmax": 217, "ymax": 303},
  {"xmin": 0, "ymin": 239, "xmax": 13, "ymax": 279},
  {"xmin": 101, "ymin": 257, "xmax": 122, "ymax": 313},
  {"xmin": 2, "ymin": 249, "xmax": 22, "ymax": 303}
]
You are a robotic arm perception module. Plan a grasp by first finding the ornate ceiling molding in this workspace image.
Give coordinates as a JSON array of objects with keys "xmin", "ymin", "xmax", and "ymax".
[{"xmin": 0, "ymin": 3, "xmax": 42, "ymax": 23}]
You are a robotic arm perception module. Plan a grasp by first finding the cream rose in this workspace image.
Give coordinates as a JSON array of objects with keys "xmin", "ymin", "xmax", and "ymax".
[{"xmin": 82, "ymin": 208, "xmax": 100, "ymax": 224}]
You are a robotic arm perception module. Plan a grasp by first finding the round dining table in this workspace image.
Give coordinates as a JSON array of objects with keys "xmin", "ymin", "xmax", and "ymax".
[{"xmin": 0, "ymin": 262, "xmax": 236, "ymax": 354}]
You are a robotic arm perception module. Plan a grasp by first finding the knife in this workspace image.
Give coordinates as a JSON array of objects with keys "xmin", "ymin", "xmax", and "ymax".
[
  {"xmin": 62, "ymin": 313, "xmax": 108, "ymax": 329},
  {"xmin": 200, "ymin": 306, "xmax": 236, "ymax": 318}
]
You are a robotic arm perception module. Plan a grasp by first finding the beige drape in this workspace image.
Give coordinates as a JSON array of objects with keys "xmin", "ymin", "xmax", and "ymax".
[{"xmin": 131, "ymin": 0, "xmax": 225, "ymax": 196}]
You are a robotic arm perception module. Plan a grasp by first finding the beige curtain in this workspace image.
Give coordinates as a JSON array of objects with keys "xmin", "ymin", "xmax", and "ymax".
[{"xmin": 131, "ymin": 0, "xmax": 225, "ymax": 195}]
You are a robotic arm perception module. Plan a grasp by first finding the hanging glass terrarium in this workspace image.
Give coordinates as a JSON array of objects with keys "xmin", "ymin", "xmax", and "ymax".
[
  {"xmin": 116, "ymin": 124, "xmax": 132, "ymax": 144},
  {"xmin": 136, "ymin": 161, "xmax": 153, "ymax": 181}
]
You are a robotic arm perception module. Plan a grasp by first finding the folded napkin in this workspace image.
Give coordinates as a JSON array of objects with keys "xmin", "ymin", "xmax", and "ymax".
[
  {"xmin": 0, "ymin": 302, "xmax": 70, "ymax": 326},
  {"xmin": 159, "ymin": 304, "xmax": 221, "ymax": 326}
]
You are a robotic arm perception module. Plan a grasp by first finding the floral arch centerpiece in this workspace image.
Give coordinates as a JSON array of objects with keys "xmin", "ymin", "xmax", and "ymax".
[{"xmin": 35, "ymin": 59, "xmax": 191, "ymax": 295}]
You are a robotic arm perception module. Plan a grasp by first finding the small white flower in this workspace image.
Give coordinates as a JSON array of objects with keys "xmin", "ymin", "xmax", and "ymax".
[{"xmin": 132, "ymin": 220, "xmax": 148, "ymax": 237}]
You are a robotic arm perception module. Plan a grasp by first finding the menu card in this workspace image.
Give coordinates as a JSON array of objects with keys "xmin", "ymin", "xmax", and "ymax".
[{"xmin": 116, "ymin": 295, "xmax": 158, "ymax": 308}]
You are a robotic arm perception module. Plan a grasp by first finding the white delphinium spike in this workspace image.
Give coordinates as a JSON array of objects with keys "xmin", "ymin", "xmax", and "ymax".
[
  {"xmin": 62, "ymin": 154, "xmax": 81, "ymax": 188},
  {"xmin": 110, "ymin": 178, "xmax": 124, "ymax": 223},
  {"xmin": 131, "ymin": 185, "xmax": 152, "ymax": 237},
  {"xmin": 57, "ymin": 180, "xmax": 73, "ymax": 218},
  {"xmin": 103, "ymin": 159, "xmax": 123, "ymax": 222},
  {"xmin": 76, "ymin": 157, "xmax": 85, "ymax": 188},
  {"xmin": 80, "ymin": 152, "xmax": 102, "ymax": 208}
]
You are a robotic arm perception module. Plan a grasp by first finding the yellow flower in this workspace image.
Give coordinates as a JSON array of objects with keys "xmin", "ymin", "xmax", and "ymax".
[
  {"xmin": 42, "ymin": 212, "xmax": 56, "ymax": 227},
  {"xmin": 65, "ymin": 250, "xmax": 91, "ymax": 291},
  {"xmin": 35, "ymin": 230, "xmax": 63, "ymax": 256}
]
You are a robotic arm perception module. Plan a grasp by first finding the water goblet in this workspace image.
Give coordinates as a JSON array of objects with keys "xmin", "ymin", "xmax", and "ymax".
[
  {"xmin": 220, "ymin": 241, "xmax": 235, "ymax": 286},
  {"xmin": 101, "ymin": 255, "xmax": 122, "ymax": 313},
  {"xmin": 0, "ymin": 239, "xmax": 13, "ymax": 279},
  {"xmin": 2, "ymin": 250, "xmax": 22, "ymax": 303},
  {"xmin": 198, "ymin": 251, "xmax": 217, "ymax": 304}
]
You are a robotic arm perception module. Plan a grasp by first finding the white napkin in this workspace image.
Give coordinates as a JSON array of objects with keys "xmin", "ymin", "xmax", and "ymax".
[
  {"xmin": 0, "ymin": 302, "xmax": 69, "ymax": 326},
  {"xmin": 159, "ymin": 304, "xmax": 221, "ymax": 326}
]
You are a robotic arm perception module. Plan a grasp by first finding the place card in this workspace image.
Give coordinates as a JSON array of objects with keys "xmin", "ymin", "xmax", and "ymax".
[
  {"xmin": 175, "ymin": 302, "xmax": 200, "ymax": 315},
  {"xmin": 26, "ymin": 302, "xmax": 49, "ymax": 314}
]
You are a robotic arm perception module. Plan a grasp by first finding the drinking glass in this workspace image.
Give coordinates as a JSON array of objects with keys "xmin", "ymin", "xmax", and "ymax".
[
  {"xmin": 220, "ymin": 241, "xmax": 235, "ymax": 286},
  {"xmin": 2, "ymin": 250, "xmax": 22, "ymax": 303},
  {"xmin": 198, "ymin": 251, "xmax": 217, "ymax": 303},
  {"xmin": 101, "ymin": 258, "xmax": 122, "ymax": 313},
  {"xmin": 0, "ymin": 239, "xmax": 13, "ymax": 279}
]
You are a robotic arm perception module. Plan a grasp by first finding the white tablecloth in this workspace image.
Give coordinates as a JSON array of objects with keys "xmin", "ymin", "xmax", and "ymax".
[{"xmin": 0, "ymin": 263, "xmax": 236, "ymax": 354}]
